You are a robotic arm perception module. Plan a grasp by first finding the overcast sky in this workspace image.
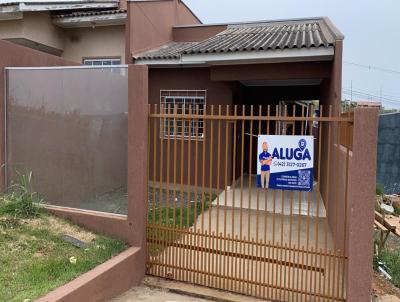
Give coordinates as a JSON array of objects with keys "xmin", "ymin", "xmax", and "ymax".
[{"xmin": 184, "ymin": 0, "xmax": 400, "ymax": 109}]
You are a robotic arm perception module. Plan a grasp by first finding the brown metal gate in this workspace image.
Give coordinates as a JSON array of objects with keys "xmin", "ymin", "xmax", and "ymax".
[{"xmin": 146, "ymin": 103, "xmax": 352, "ymax": 302}]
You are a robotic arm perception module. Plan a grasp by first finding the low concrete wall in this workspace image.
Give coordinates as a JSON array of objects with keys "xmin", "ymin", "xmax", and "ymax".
[
  {"xmin": 36, "ymin": 247, "xmax": 143, "ymax": 302},
  {"xmin": 377, "ymin": 113, "xmax": 400, "ymax": 194}
]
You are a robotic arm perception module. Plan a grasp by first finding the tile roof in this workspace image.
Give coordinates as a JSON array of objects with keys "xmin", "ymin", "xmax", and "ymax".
[
  {"xmin": 52, "ymin": 8, "xmax": 126, "ymax": 19},
  {"xmin": 135, "ymin": 17, "xmax": 342, "ymax": 61},
  {"xmin": 135, "ymin": 42, "xmax": 198, "ymax": 60}
]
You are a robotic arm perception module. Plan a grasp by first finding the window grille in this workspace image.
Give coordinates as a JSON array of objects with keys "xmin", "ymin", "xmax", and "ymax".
[{"xmin": 160, "ymin": 90, "xmax": 206, "ymax": 139}]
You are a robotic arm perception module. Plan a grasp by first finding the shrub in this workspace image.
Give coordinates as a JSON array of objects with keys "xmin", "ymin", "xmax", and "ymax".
[{"xmin": 0, "ymin": 168, "xmax": 43, "ymax": 218}]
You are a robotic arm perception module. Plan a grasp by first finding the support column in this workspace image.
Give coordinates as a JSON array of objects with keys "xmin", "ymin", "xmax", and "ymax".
[
  {"xmin": 127, "ymin": 64, "xmax": 149, "ymax": 254},
  {"xmin": 346, "ymin": 107, "xmax": 379, "ymax": 301}
]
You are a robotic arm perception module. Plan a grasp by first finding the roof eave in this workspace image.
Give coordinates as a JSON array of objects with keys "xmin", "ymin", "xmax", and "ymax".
[
  {"xmin": 0, "ymin": 1, "xmax": 118, "ymax": 13},
  {"xmin": 53, "ymin": 13, "xmax": 126, "ymax": 28},
  {"xmin": 135, "ymin": 47, "xmax": 335, "ymax": 67}
]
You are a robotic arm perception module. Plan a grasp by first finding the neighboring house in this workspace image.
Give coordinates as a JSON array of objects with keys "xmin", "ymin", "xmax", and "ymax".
[
  {"xmin": 377, "ymin": 112, "xmax": 400, "ymax": 194},
  {"xmin": 0, "ymin": 0, "xmax": 127, "ymax": 64},
  {"xmin": 0, "ymin": 0, "xmax": 200, "ymax": 64}
]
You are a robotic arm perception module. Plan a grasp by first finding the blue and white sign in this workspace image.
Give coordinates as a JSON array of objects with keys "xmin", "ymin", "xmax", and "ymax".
[{"xmin": 257, "ymin": 135, "xmax": 314, "ymax": 192}]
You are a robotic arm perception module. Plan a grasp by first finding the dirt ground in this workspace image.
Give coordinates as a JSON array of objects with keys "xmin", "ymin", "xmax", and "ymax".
[{"xmin": 373, "ymin": 272, "xmax": 400, "ymax": 301}]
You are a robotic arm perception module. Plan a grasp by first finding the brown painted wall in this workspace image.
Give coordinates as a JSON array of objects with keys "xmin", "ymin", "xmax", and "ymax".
[
  {"xmin": 173, "ymin": 24, "xmax": 227, "ymax": 42},
  {"xmin": 148, "ymin": 67, "xmax": 234, "ymax": 189},
  {"xmin": 127, "ymin": 0, "xmax": 200, "ymax": 58},
  {"xmin": 210, "ymin": 61, "xmax": 332, "ymax": 82},
  {"xmin": 0, "ymin": 39, "xmax": 77, "ymax": 192},
  {"xmin": 346, "ymin": 107, "xmax": 379, "ymax": 302}
]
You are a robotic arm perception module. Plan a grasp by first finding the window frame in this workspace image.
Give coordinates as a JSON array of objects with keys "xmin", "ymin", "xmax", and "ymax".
[
  {"xmin": 160, "ymin": 90, "xmax": 207, "ymax": 140},
  {"xmin": 82, "ymin": 57, "xmax": 122, "ymax": 66}
]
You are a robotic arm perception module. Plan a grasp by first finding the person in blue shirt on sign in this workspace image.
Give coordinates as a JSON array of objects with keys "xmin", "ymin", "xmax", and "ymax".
[{"xmin": 259, "ymin": 141, "xmax": 272, "ymax": 189}]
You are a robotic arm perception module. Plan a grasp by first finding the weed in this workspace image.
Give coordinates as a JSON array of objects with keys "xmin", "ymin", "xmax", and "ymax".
[{"xmin": 0, "ymin": 168, "xmax": 43, "ymax": 218}]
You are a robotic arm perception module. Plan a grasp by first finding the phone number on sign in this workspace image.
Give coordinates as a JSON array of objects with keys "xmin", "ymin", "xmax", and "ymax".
[{"xmin": 273, "ymin": 161, "xmax": 307, "ymax": 168}]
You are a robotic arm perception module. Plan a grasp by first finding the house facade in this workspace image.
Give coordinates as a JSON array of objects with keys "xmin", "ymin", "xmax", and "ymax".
[{"xmin": 0, "ymin": 1, "xmax": 379, "ymax": 301}]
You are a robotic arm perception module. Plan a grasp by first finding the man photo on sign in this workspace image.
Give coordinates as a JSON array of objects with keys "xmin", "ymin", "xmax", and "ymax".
[{"xmin": 259, "ymin": 141, "xmax": 272, "ymax": 189}]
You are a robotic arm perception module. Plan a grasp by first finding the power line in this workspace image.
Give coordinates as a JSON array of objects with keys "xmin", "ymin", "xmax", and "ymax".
[
  {"xmin": 342, "ymin": 89, "xmax": 400, "ymax": 105},
  {"xmin": 343, "ymin": 86, "xmax": 400, "ymax": 101},
  {"xmin": 344, "ymin": 60, "xmax": 400, "ymax": 75}
]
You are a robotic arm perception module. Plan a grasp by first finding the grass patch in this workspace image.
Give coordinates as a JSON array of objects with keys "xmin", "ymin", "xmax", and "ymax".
[
  {"xmin": 376, "ymin": 248, "xmax": 400, "ymax": 288},
  {"xmin": 0, "ymin": 208, "xmax": 126, "ymax": 301},
  {"xmin": 147, "ymin": 193, "xmax": 215, "ymax": 256}
]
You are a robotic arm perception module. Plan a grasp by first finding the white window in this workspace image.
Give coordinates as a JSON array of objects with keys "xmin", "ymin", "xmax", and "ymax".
[
  {"xmin": 83, "ymin": 58, "xmax": 121, "ymax": 66},
  {"xmin": 160, "ymin": 90, "xmax": 206, "ymax": 139}
]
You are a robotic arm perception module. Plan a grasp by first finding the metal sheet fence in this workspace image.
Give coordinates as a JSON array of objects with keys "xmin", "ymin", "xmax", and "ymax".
[
  {"xmin": 147, "ymin": 104, "xmax": 352, "ymax": 301},
  {"xmin": 6, "ymin": 67, "xmax": 128, "ymax": 214}
]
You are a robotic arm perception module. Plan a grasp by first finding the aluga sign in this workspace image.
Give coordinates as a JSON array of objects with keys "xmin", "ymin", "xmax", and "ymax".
[{"xmin": 256, "ymin": 135, "xmax": 314, "ymax": 191}]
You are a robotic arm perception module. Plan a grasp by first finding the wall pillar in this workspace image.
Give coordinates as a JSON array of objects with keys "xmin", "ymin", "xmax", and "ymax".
[
  {"xmin": 346, "ymin": 107, "xmax": 379, "ymax": 301},
  {"xmin": 127, "ymin": 65, "xmax": 148, "ymax": 280}
]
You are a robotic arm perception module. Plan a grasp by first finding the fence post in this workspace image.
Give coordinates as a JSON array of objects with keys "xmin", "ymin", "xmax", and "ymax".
[
  {"xmin": 127, "ymin": 64, "xmax": 148, "ymax": 277},
  {"xmin": 346, "ymin": 107, "xmax": 379, "ymax": 301},
  {"xmin": 0, "ymin": 67, "xmax": 5, "ymax": 192}
]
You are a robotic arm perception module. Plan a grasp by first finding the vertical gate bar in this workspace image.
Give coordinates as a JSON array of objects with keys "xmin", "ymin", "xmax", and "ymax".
[
  {"xmin": 224, "ymin": 105, "xmax": 229, "ymax": 238},
  {"xmin": 165, "ymin": 104, "xmax": 171, "ymax": 279},
  {"xmin": 300, "ymin": 245, "xmax": 305, "ymax": 302},
  {"xmin": 267, "ymin": 240, "xmax": 272, "ymax": 300},
  {"xmin": 206, "ymin": 229, "xmax": 210, "ymax": 287},
  {"xmin": 216, "ymin": 105, "xmax": 222, "ymax": 237},
  {"xmin": 256, "ymin": 107, "xmax": 262, "ymax": 298},
  {"xmin": 335, "ymin": 250, "xmax": 342, "ymax": 300},
  {"xmin": 324, "ymin": 105, "xmax": 333, "ymax": 252},
  {"xmin": 332, "ymin": 117, "xmax": 342, "ymax": 300},
  {"xmin": 159, "ymin": 105, "xmax": 165, "ymax": 277},
  {"xmin": 247, "ymin": 106, "xmax": 254, "ymax": 295},
  {"xmin": 194, "ymin": 105, "xmax": 200, "ymax": 284},
  {"xmin": 200, "ymin": 106, "xmax": 207, "ymax": 286},
  {"xmin": 178, "ymin": 105, "xmax": 185, "ymax": 281},
  {"xmin": 240, "ymin": 105, "xmax": 245, "ymax": 242},
  {"xmin": 273, "ymin": 104, "xmax": 278, "ymax": 247},
  {"xmin": 152, "ymin": 106, "xmax": 158, "ymax": 275},
  {"xmin": 231, "ymin": 106, "xmax": 237, "ymax": 238},
  {"xmin": 208, "ymin": 105, "xmax": 214, "ymax": 238},
  {"xmin": 165, "ymin": 104, "xmax": 171, "ymax": 230},
  {"xmin": 276, "ymin": 240, "xmax": 280, "ymax": 300},
  {"xmin": 315, "ymin": 105, "xmax": 323, "ymax": 269},
  {"xmin": 298, "ymin": 106, "xmax": 305, "ymax": 249},
  {"xmin": 179, "ymin": 106, "xmax": 185, "ymax": 229},
  {"xmin": 260, "ymin": 238, "xmax": 265, "ymax": 298},
  {"xmin": 251, "ymin": 237, "xmax": 255, "ymax": 296},
  {"xmin": 243, "ymin": 235, "xmax": 248, "ymax": 294},
  {"xmin": 207, "ymin": 105, "xmax": 214, "ymax": 285},
  {"xmin": 211, "ymin": 230, "xmax": 216, "ymax": 288},
  {"xmin": 219, "ymin": 232, "xmax": 224, "ymax": 290},
  {"xmin": 292, "ymin": 245, "xmax": 297, "ymax": 302},
  {"xmin": 256, "ymin": 105, "xmax": 262, "ymax": 244},
  {"xmin": 296, "ymin": 246, "xmax": 300, "ymax": 302},
  {"xmin": 235, "ymin": 234, "xmax": 239, "ymax": 293},
  {"xmin": 341, "ymin": 111, "xmax": 351, "ymax": 300},
  {"xmin": 264, "ymin": 105, "xmax": 271, "ymax": 299},
  {"xmin": 280, "ymin": 104, "xmax": 287, "ymax": 246},
  {"xmin": 318, "ymin": 248, "xmax": 323, "ymax": 302},
  {"xmin": 223, "ymin": 106, "xmax": 229, "ymax": 291},
  {"xmin": 227, "ymin": 233, "xmax": 232, "ymax": 291},
  {"xmin": 172, "ymin": 106, "xmax": 178, "ymax": 229},
  {"xmin": 323, "ymin": 106, "xmax": 333, "ymax": 299},
  {"xmin": 200, "ymin": 105, "xmax": 207, "ymax": 233},
  {"xmin": 186, "ymin": 105, "xmax": 192, "ymax": 229},
  {"xmin": 147, "ymin": 105, "xmax": 151, "ymax": 273},
  {"xmin": 186, "ymin": 105, "xmax": 192, "ymax": 282}
]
